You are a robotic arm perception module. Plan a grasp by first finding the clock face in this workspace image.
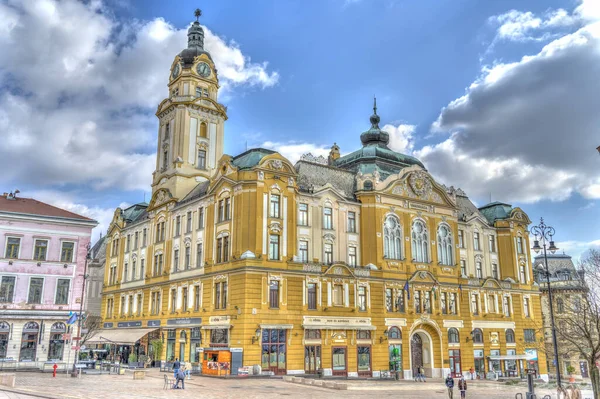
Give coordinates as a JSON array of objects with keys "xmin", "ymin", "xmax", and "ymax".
[
  {"xmin": 172, "ymin": 63, "xmax": 180, "ymax": 79},
  {"xmin": 196, "ymin": 62, "xmax": 211, "ymax": 78}
]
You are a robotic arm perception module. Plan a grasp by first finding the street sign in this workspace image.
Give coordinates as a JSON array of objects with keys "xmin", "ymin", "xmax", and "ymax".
[
  {"xmin": 72, "ymin": 337, "xmax": 81, "ymax": 341},
  {"xmin": 72, "ymin": 346, "xmax": 80, "ymax": 351},
  {"xmin": 525, "ymin": 369, "xmax": 536, "ymax": 375}
]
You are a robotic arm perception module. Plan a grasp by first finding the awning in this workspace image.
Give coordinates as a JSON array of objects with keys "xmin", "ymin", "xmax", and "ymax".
[
  {"xmin": 85, "ymin": 328, "xmax": 158, "ymax": 345},
  {"xmin": 303, "ymin": 325, "xmax": 376, "ymax": 331},
  {"xmin": 488, "ymin": 355, "xmax": 529, "ymax": 361}
]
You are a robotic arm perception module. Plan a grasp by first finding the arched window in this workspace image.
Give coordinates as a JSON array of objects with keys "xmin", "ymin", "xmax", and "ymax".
[
  {"xmin": 200, "ymin": 122, "xmax": 207, "ymax": 138},
  {"xmin": 505, "ymin": 329, "xmax": 515, "ymax": 344},
  {"xmin": 472, "ymin": 328, "xmax": 483, "ymax": 344},
  {"xmin": 411, "ymin": 220, "xmax": 429, "ymax": 263},
  {"xmin": 180, "ymin": 330, "xmax": 187, "ymax": 340},
  {"xmin": 49, "ymin": 323, "xmax": 66, "ymax": 361},
  {"xmin": 305, "ymin": 329, "xmax": 321, "ymax": 340},
  {"xmin": 388, "ymin": 326, "xmax": 401, "ymax": 340},
  {"xmin": 384, "ymin": 215, "xmax": 403, "ymax": 260},
  {"xmin": 448, "ymin": 328, "xmax": 459, "ymax": 343},
  {"xmin": 20, "ymin": 322, "xmax": 39, "ymax": 361},
  {"xmin": 557, "ymin": 298, "xmax": 564, "ymax": 313},
  {"xmin": 437, "ymin": 224, "xmax": 453, "ymax": 265}
]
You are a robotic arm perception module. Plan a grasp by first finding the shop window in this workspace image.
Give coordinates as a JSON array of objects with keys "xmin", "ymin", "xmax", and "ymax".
[
  {"xmin": 19, "ymin": 322, "xmax": 39, "ymax": 361},
  {"xmin": 0, "ymin": 322, "xmax": 8, "ymax": 359},
  {"xmin": 48, "ymin": 323, "xmax": 66, "ymax": 361}
]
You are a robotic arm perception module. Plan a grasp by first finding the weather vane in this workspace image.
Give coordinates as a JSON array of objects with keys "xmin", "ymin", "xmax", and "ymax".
[{"xmin": 195, "ymin": 8, "xmax": 202, "ymax": 22}]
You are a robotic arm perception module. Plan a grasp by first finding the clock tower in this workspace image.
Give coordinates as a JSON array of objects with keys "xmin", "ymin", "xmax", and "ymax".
[{"xmin": 152, "ymin": 9, "xmax": 228, "ymax": 200}]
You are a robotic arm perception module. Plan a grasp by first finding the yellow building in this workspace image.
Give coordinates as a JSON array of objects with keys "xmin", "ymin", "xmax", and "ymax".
[{"xmin": 97, "ymin": 12, "xmax": 548, "ymax": 380}]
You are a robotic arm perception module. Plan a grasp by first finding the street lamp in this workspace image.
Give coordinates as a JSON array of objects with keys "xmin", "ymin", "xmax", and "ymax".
[
  {"xmin": 72, "ymin": 242, "xmax": 92, "ymax": 377},
  {"xmin": 530, "ymin": 218, "xmax": 561, "ymax": 388}
]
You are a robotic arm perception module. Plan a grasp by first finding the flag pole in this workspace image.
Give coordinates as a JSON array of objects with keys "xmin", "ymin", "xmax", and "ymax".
[{"xmin": 71, "ymin": 243, "xmax": 91, "ymax": 377}]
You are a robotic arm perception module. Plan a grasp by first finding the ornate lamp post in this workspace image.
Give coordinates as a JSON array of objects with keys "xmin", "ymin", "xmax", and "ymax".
[
  {"xmin": 72, "ymin": 242, "xmax": 92, "ymax": 377},
  {"xmin": 530, "ymin": 218, "xmax": 561, "ymax": 388}
]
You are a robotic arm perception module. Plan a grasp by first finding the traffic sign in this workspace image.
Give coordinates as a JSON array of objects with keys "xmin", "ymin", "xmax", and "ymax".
[{"xmin": 525, "ymin": 369, "xmax": 536, "ymax": 375}]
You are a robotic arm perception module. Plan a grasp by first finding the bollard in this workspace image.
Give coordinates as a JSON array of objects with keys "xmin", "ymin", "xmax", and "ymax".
[{"xmin": 53, "ymin": 363, "xmax": 58, "ymax": 378}]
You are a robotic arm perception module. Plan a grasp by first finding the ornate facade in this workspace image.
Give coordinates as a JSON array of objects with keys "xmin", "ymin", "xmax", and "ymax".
[{"xmin": 98, "ymin": 12, "xmax": 548, "ymax": 380}]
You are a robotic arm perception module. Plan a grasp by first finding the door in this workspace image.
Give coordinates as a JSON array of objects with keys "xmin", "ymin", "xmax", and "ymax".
[
  {"xmin": 304, "ymin": 346, "xmax": 321, "ymax": 374},
  {"xmin": 410, "ymin": 334, "xmax": 423, "ymax": 376},
  {"xmin": 332, "ymin": 347, "xmax": 347, "ymax": 376},
  {"xmin": 261, "ymin": 329, "xmax": 287, "ymax": 375},
  {"xmin": 580, "ymin": 361, "xmax": 589, "ymax": 378},
  {"xmin": 357, "ymin": 346, "xmax": 371, "ymax": 377},
  {"xmin": 449, "ymin": 349, "xmax": 462, "ymax": 377}
]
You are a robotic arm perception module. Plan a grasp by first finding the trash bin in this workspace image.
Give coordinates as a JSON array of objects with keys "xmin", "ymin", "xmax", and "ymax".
[{"xmin": 395, "ymin": 371, "xmax": 400, "ymax": 380}]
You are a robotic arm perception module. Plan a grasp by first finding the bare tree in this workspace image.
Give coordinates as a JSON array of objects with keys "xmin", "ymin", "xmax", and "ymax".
[
  {"xmin": 80, "ymin": 315, "xmax": 101, "ymax": 346},
  {"xmin": 555, "ymin": 249, "xmax": 600, "ymax": 398}
]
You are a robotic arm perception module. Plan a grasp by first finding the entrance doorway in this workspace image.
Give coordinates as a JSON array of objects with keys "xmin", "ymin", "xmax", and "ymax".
[
  {"xmin": 305, "ymin": 346, "xmax": 321, "ymax": 374},
  {"xmin": 449, "ymin": 349, "xmax": 462, "ymax": 377},
  {"xmin": 332, "ymin": 347, "xmax": 347, "ymax": 376},
  {"xmin": 357, "ymin": 346, "xmax": 371, "ymax": 377},
  {"xmin": 261, "ymin": 329, "xmax": 287, "ymax": 375},
  {"xmin": 411, "ymin": 334, "xmax": 423, "ymax": 375}
]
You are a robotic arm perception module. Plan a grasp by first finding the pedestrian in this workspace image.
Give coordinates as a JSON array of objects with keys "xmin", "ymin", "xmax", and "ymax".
[
  {"xmin": 172, "ymin": 358, "xmax": 180, "ymax": 378},
  {"xmin": 469, "ymin": 367, "xmax": 474, "ymax": 380},
  {"xmin": 458, "ymin": 376, "xmax": 467, "ymax": 398},
  {"xmin": 414, "ymin": 366, "xmax": 419, "ymax": 382},
  {"xmin": 420, "ymin": 366, "xmax": 426, "ymax": 382},
  {"xmin": 445, "ymin": 375, "xmax": 455, "ymax": 398},
  {"xmin": 174, "ymin": 366, "xmax": 186, "ymax": 389}
]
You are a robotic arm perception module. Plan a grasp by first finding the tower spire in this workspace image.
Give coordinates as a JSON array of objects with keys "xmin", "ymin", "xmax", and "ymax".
[
  {"xmin": 187, "ymin": 8, "xmax": 205, "ymax": 49},
  {"xmin": 195, "ymin": 8, "xmax": 202, "ymax": 22},
  {"xmin": 373, "ymin": 96, "xmax": 377, "ymax": 115}
]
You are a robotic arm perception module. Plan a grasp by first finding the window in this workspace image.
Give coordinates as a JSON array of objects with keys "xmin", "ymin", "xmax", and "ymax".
[
  {"xmin": 332, "ymin": 284, "xmax": 343, "ymax": 306},
  {"xmin": 225, "ymin": 198, "xmax": 231, "ymax": 220},
  {"xmin": 55, "ymin": 279, "xmax": 70, "ymax": 304},
  {"xmin": 173, "ymin": 249, "xmax": 179, "ymax": 271},
  {"xmin": 323, "ymin": 207, "xmax": 333, "ymax": 229},
  {"xmin": 196, "ymin": 87, "xmax": 202, "ymax": 97},
  {"xmin": 128, "ymin": 295, "xmax": 134, "ymax": 316},
  {"xmin": 476, "ymin": 261, "xmax": 483, "ymax": 278},
  {"xmin": 384, "ymin": 215, "xmax": 402, "ymax": 260},
  {"xmin": 520, "ymin": 264, "xmax": 526, "ymax": 283},
  {"xmin": 214, "ymin": 282, "xmax": 227, "ymax": 309},
  {"xmin": 162, "ymin": 150, "xmax": 168, "ymax": 170},
  {"xmin": 448, "ymin": 328, "xmax": 459, "ymax": 343},
  {"xmin": 414, "ymin": 290, "xmax": 422, "ymax": 313},
  {"xmin": 210, "ymin": 329, "xmax": 229, "ymax": 347},
  {"xmin": 19, "ymin": 322, "xmax": 39, "ymax": 361},
  {"xmin": 305, "ymin": 329, "xmax": 321, "ymax": 339},
  {"xmin": 0, "ymin": 277, "xmax": 15, "ymax": 303},
  {"xmin": 505, "ymin": 329, "xmax": 515, "ymax": 343},
  {"xmin": 488, "ymin": 294, "xmax": 496, "ymax": 313},
  {"xmin": 111, "ymin": 238, "xmax": 119, "ymax": 257},
  {"xmin": 175, "ymin": 216, "xmax": 181, "ymax": 237},
  {"xmin": 517, "ymin": 237, "xmax": 524, "ymax": 254},
  {"xmin": 109, "ymin": 265, "xmax": 117, "ymax": 285},
  {"xmin": 216, "ymin": 238, "xmax": 223, "ymax": 263},
  {"xmin": 203, "ymin": 88, "xmax": 209, "ymax": 97},
  {"xmin": 524, "ymin": 329, "xmax": 536, "ymax": 343},
  {"xmin": 270, "ymin": 194, "xmax": 280, "ymax": 218},
  {"xmin": 385, "ymin": 288, "xmax": 405, "ymax": 313},
  {"xmin": 5, "ymin": 238, "xmax": 20, "ymax": 259},
  {"xmin": 472, "ymin": 328, "xmax": 483, "ymax": 344},
  {"xmin": 441, "ymin": 292, "xmax": 448, "ymax": 314},
  {"xmin": 28, "ymin": 278, "xmax": 43, "ymax": 304},
  {"xmin": 357, "ymin": 330, "xmax": 371, "ymax": 340},
  {"xmin": 124, "ymin": 262, "xmax": 128, "ymax": 281},
  {"xmin": 142, "ymin": 228, "xmax": 147, "ymax": 247},
  {"xmin": 170, "ymin": 289, "xmax": 177, "ymax": 314},
  {"xmin": 460, "ymin": 260, "xmax": 467, "ymax": 277},
  {"xmin": 388, "ymin": 327, "xmax": 401, "ymax": 340},
  {"xmin": 223, "ymin": 236, "xmax": 229, "ymax": 262},
  {"xmin": 151, "ymin": 292, "xmax": 161, "ymax": 315},
  {"xmin": 198, "ymin": 207, "xmax": 204, "ymax": 229},
  {"xmin": 196, "ymin": 243, "xmax": 203, "ymax": 268},
  {"xmin": 136, "ymin": 294, "xmax": 142, "ymax": 316},
  {"xmin": 269, "ymin": 235, "xmax": 280, "ymax": 260},
  {"xmin": 186, "ymin": 212, "xmax": 193, "ymax": 233},
  {"xmin": 107, "ymin": 298, "xmax": 114, "ymax": 318},
  {"xmin": 33, "ymin": 240, "xmax": 48, "ymax": 261},
  {"xmin": 473, "ymin": 232, "xmax": 480, "ymax": 251},
  {"xmin": 298, "ymin": 204, "xmax": 308, "ymax": 226},
  {"xmin": 449, "ymin": 292, "xmax": 457, "ymax": 315},
  {"xmin": 307, "ymin": 283, "xmax": 317, "ymax": 310},
  {"xmin": 348, "ymin": 247, "xmax": 357, "ymax": 266},
  {"xmin": 471, "ymin": 293, "xmax": 479, "ymax": 315},
  {"xmin": 437, "ymin": 224, "xmax": 453, "ymax": 265},
  {"xmin": 557, "ymin": 298, "xmax": 564, "ymax": 313},
  {"xmin": 132, "ymin": 259, "xmax": 137, "ymax": 280},
  {"xmin": 165, "ymin": 121, "xmax": 170, "ymax": 140},
  {"xmin": 423, "ymin": 291, "xmax": 432, "ymax": 314},
  {"xmin": 357, "ymin": 286, "xmax": 367, "ymax": 311},
  {"xmin": 194, "ymin": 285, "xmax": 201, "ymax": 311},
  {"xmin": 348, "ymin": 211, "xmax": 356, "ymax": 233},
  {"xmin": 299, "ymin": 240, "xmax": 308, "ymax": 262},
  {"xmin": 492, "ymin": 263, "xmax": 499, "ymax": 279},
  {"xmin": 458, "ymin": 230, "xmax": 465, "ymax": 248},
  {"xmin": 160, "ymin": 222, "xmax": 166, "ymax": 241},
  {"xmin": 324, "ymin": 243, "xmax": 333, "ymax": 265},
  {"xmin": 269, "ymin": 280, "xmax": 279, "ymax": 309},
  {"xmin": 140, "ymin": 259, "xmax": 145, "ymax": 279},
  {"xmin": 183, "ymin": 246, "xmax": 191, "ymax": 270},
  {"xmin": 182, "ymin": 287, "xmax": 188, "ymax": 311},
  {"xmin": 134, "ymin": 232, "xmax": 139, "ymax": 250},
  {"xmin": 200, "ymin": 122, "xmax": 207, "ymax": 138},
  {"xmin": 385, "ymin": 288, "xmax": 393, "ymax": 312},
  {"xmin": 411, "ymin": 220, "xmax": 428, "ymax": 262},
  {"xmin": 503, "ymin": 296, "xmax": 511, "ymax": 317},
  {"xmin": 489, "ymin": 235, "xmax": 496, "ymax": 252},
  {"xmin": 126, "ymin": 235, "xmax": 130, "ymax": 252},
  {"xmin": 218, "ymin": 200, "xmax": 224, "ymax": 222},
  {"xmin": 523, "ymin": 297, "xmax": 530, "ymax": 317},
  {"xmin": 153, "ymin": 254, "xmax": 163, "ymax": 276}
]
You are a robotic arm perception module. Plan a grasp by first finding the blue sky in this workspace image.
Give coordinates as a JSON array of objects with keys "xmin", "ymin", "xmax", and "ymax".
[{"xmin": 0, "ymin": 0, "xmax": 599, "ymax": 260}]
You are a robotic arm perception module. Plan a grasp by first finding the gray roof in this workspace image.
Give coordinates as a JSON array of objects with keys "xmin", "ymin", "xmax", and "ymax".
[
  {"xmin": 456, "ymin": 194, "xmax": 488, "ymax": 224},
  {"xmin": 533, "ymin": 253, "xmax": 577, "ymax": 275},
  {"xmin": 478, "ymin": 202, "xmax": 513, "ymax": 224},
  {"xmin": 179, "ymin": 180, "xmax": 210, "ymax": 205},
  {"xmin": 122, "ymin": 203, "xmax": 148, "ymax": 223},
  {"xmin": 295, "ymin": 160, "xmax": 357, "ymax": 200},
  {"xmin": 90, "ymin": 235, "xmax": 107, "ymax": 263},
  {"xmin": 231, "ymin": 148, "xmax": 276, "ymax": 170}
]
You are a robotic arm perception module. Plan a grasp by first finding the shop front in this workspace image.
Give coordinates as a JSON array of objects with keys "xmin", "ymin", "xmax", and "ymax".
[
  {"xmin": 87, "ymin": 321, "xmax": 159, "ymax": 364},
  {"xmin": 201, "ymin": 316, "xmax": 234, "ymax": 376}
]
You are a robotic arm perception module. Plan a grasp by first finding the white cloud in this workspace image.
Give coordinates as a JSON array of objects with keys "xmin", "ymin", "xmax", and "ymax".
[
  {"xmin": 261, "ymin": 141, "xmax": 331, "ymax": 164},
  {"xmin": 490, "ymin": 8, "xmax": 575, "ymax": 42},
  {"xmin": 383, "ymin": 123, "xmax": 415, "ymax": 154},
  {"xmin": 423, "ymin": 2, "xmax": 600, "ymax": 203},
  {"xmin": 0, "ymin": 0, "xmax": 278, "ymax": 192},
  {"xmin": 556, "ymin": 239, "xmax": 600, "ymax": 262}
]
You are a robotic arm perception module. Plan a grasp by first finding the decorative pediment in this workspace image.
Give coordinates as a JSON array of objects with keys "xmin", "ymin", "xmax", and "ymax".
[
  {"xmin": 381, "ymin": 167, "xmax": 457, "ymax": 208},
  {"xmin": 324, "ymin": 264, "xmax": 355, "ymax": 278},
  {"xmin": 510, "ymin": 207, "xmax": 531, "ymax": 225},
  {"xmin": 408, "ymin": 270, "xmax": 439, "ymax": 284},
  {"xmin": 258, "ymin": 154, "xmax": 296, "ymax": 174},
  {"xmin": 269, "ymin": 222, "xmax": 282, "ymax": 233},
  {"xmin": 482, "ymin": 278, "xmax": 501, "ymax": 289},
  {"xmin": 148, "ymin": 188, "xmax": 175, "ymax": 211}
]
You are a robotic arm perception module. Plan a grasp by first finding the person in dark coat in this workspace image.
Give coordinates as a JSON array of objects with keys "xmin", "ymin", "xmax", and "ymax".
[
  {"xmin": 174, "ymin": 366, "xmax": 186, "ymax": 389},
  {"xmin": 445, "ymin": 375, "xmax": 455, "ymax": 398},
  {"xmin": 458, "ymin": 377, "xmax": 467, "ymax": 398}
]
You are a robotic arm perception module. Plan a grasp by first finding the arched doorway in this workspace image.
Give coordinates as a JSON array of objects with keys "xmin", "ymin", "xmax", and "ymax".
[
  {"xmin": 410, "ymin": 334, "xmax": 423, "ymax": 374},
  {"xmin": 409, "ymin": 328, "xmax": 439, "ymax": 378}
]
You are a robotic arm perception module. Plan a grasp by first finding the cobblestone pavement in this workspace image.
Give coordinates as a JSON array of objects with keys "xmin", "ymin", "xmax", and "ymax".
[{"xmin": 0, "ymin": 371, "xmax": 561, "ymax": 399}]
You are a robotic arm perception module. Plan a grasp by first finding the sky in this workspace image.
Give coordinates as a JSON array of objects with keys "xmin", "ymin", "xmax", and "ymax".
[{"xmin": 0, "ymin": 0, "xmax": 599, "ymax": 261}]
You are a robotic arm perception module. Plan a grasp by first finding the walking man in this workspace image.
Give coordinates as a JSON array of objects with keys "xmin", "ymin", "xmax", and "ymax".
[
  {"xmin": 458, "ymin": 376, "xmax": 467, "ymax": 398},
  {"xmin": 445, "ymin": 374, "xmax": 455, "ymax": 398},
  {"xmin": 420, "ymin": 366, "xmax": 426, "ymax": 382}
]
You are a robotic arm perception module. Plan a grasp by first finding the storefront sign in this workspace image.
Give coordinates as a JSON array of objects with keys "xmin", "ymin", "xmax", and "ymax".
[
  {"xmin": 166, "ymin": 317, "xmax": 202, "ymax": 326},
  {"xmin": 525, "ymin": 349, "xmax": 538, "ymax": 361},
  {"xmin": 147, "ymin": 320, "xmax": 161, "ymax": 327},
  {"xmin": 103, "ymin": 322, "xmax": 114, "ymax": 329},
  {"xmin": 117, "ymin": 321, "xmax": 142, "ymax": 328},
  {"xmin": 209, "ymin": 316, "xmax": 231, "ymax": 324},
  {"xmin": 303, "ymin": 316, "xmax": 371, "ymax": 328},
  {"xmin": 230, "ymin": 348, "xmax": 243, "ymax": 353}
]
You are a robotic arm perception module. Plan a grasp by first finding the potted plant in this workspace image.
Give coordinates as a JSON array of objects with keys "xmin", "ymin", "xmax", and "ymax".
[{"xmin": 567, "ymin": 365, "xmax": 576, "ymax": 383}]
